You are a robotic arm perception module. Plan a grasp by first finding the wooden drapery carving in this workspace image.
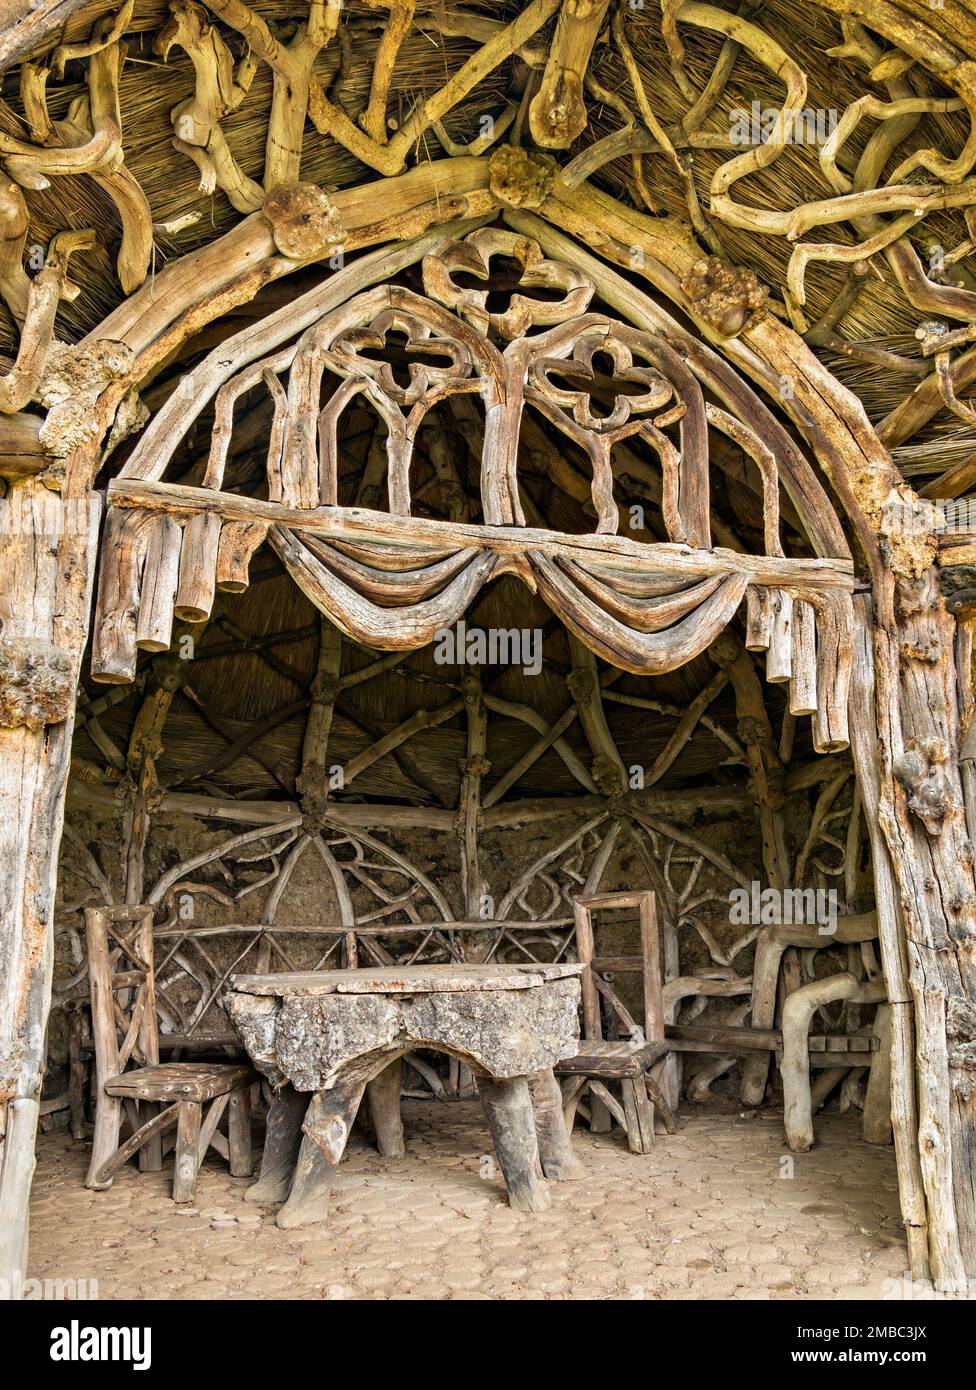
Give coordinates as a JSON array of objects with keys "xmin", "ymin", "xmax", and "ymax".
[{"xmin": 94, "ymin": 228, "xmax": 855, "ymax": 746}]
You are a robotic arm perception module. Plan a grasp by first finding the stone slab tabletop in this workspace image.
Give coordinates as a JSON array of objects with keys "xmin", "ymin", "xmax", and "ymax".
[{"xmin": 227, "ymin": 962, "xmax": 584, "ymax": 996}]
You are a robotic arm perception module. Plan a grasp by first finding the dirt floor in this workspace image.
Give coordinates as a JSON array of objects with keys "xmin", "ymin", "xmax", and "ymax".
[{"xmin": 29, "ymin": 1101, "xmax": 911, "ymax": 1300}]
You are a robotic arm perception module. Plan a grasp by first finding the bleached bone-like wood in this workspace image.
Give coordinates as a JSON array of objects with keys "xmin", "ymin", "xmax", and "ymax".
[
  {"xmin": 807, "ymin": 591, "xmax": 853, "ymax": 754},
  {"xmin": 529, "ymin": 0, "xmax": 611, "ymax": 149},
  {"xmin": 108, "ymin": 480, "xmax": 858, "ymax": 591},
  {"xmin": 361, "ymin": 1, "xmax": 415, "ymax": 143},
  {"xmin": 740, "ymin": 911, "xmax": 879, "ymax": 1106},
  {"xmin": 215, "ymin": 521, "xmax": 267, "ymax": 593},
  {"xmin": 0, "ymin": 227, "xmax": 94, "ymax": 415},
  {"xmin": 527, "ymin": 179, "xmax": 976, "ymax": 1282},
  {"xmin": 745, "ymin": 585, "xmax": 772, "ymax": 650},
  {"xmin": 304, "ymin": 0, "xmax": 562, "ymax": 176},
  {"xmin": 7, "ymin": 35, "xmax": 150, "ymax": 293},
  {"xmin": 156, "ymin": 0, "xmax": 262, "ymax": 214},
  {"xmin": 790, "ymin": 598, "xmax": 818, "ymax": 717},
  {"xmin": 91, "ymin": 509, "xmax": 153, "ymax": 684},
  {"xmin": 781, "ymin": 972, "xmax": 886, "ymax": 1152},
  {"xmin": 0, "ymin": 477, "xmax": 101, "ymax": 1287},
  {"xmin": 174, "ymin": 512, "xmax": 221, "ymax": 623},
  {"xmin": 422, "ymin": 228, "xmax": 593, "ymax": 340},
  {"xmin": 0, "ymin": 181, "xmax": 30, "ymax": 325},
  {"xmin": 117, "ymin": 220, "xmax": 493, "ymax": 489},
  {"xmin": 864, "ymin": 1003, "xmax": 894, "ymax": 1147},
  {"xmin": 766, "ymin": 589, "xmax": 793, "ymax": 683},
  {"xmin": 197, "ymin": 0, "xmax": 339, "ymax": 193},
  {"xmin": 507, "ymin": 209, "xmax": 851, "ymax": 561},
  {"xmin": 135, "ymin": 515, "xmax": 182, "ymax": 653},
  {"xmin": 530, "ymin": 552, "xmax": 748, "ymax": 676}
]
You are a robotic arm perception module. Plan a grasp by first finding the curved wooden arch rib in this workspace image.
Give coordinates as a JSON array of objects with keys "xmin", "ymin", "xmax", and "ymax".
[
  {"xmin": 507, "ymin": 211, "xmax": 850, "ymax": 562},
  {"xmin": 554, "ymin": 555, "xmax": 724, "ymax": 633},
  {"xmin": 117, "ymin": 220, "xmax": 493, "ymax": 485},
  {"xmin": 528, "ymin": 550, "xmax": 748, "ymax": 675},
  {"xmin": 270, "ymin": 525, "xmax": 497, "ymax": 648},
  {"xmin": 299, "ymin": 536, "xmax": 478, "ymax": 605}
]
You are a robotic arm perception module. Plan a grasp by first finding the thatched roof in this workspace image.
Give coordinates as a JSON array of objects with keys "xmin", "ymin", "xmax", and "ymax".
[{"xmin": 4, "ymin": 0, "xmax": 969, "ymax": 809}]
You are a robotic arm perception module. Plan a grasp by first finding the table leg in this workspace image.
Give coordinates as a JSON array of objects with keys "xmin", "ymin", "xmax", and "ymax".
[
  {"xmin": 479, "ymin": 1076, "xmax": 550, "ymax": 1212},
  {"xmin": 276, "ymin": 1079, "xmax": 365, "ymax": 1230},
  {"xmin": 246, "ymin": 1084, "xmax": 308, "ymax": 1204},
  {"xmin": 366, "ymin": 1057, "xmax": 405, "ymax": 1157},
  {"xmin": 527, "ymin": 1067, "xmax": 584, "ymax": 1180}
]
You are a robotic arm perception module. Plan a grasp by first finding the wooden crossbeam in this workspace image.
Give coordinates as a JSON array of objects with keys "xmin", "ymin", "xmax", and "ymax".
[{"xmin": 106, "ymin": 480, "xmax": 857, "ymax": 591}]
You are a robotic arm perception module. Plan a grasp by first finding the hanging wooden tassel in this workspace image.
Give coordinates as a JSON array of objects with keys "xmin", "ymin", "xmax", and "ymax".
[
  {"xmin": 216, "ymin": 520, "xmax": 267, "ymax": 593},
  {"xmin": 766, "ymin": 589, "xmax": 793, "ymax": 683},
  {"xmin": 745, "ymin": 586, "xmax": 772, "ymax": 650},
  {"xmin": 790, "ymin": 599, "xmax": 818, "ymax": 716},
  {"xmin": 136, "ymin": 515, "xmax": 182, "ymax": 652},
  {"xmin": 91, "ymin": 510, "xmax": 152, "ymax": 683},
  {"xmin": 174, "ymin": 512, "xmax": 221, "ymax": 622}
]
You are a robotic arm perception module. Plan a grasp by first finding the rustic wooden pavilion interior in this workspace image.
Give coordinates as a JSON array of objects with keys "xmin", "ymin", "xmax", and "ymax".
[{"xmin": 2, "ymin": 0, "xmax": 976, "ymax": 1302}]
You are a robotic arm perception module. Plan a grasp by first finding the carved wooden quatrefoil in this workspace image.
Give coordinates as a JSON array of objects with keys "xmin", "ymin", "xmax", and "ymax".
[
  {"xmin": 529, "ymin": 330, "xmax": 674, "ymax": 433},
  {"xmin": 329, "ymin": 308, "xmax": 476, "ymax": 407},
  {"xmin": 422, "ymin": 228, "xmax": 593, "ymax": 341}
]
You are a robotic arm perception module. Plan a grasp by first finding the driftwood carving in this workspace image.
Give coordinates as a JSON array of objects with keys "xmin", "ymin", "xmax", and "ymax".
[{"xmin": 3, "ymin": 0, "xmax": 976, "ymax": 1299}]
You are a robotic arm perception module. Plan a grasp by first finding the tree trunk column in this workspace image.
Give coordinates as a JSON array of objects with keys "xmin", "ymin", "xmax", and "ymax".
[
  {"xmin": 0, "ymin": 480, "xmax": 100, "ymax": 1287},
  {"xmin": 872, "ymin": 573, "xmax": 976, "ymax": 1287}
]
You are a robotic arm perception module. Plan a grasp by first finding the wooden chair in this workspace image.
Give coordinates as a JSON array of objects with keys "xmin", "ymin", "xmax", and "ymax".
[
  {"xmin": 84, "ymin": 905, "xmax": 256, "ymax": 1202},
  {"xmin": 556, "ymin": 890, "xmax": 676, "ymax": 1153}
]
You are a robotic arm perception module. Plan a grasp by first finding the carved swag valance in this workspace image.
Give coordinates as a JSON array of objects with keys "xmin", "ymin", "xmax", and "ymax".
[{"xmin": 94, "ymin": 227, "xmax": 855, "ymax": 751}]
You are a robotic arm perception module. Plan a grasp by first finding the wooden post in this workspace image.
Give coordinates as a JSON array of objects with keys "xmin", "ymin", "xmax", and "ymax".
[
  {"xmin": 639, "ymin": 893, "xmax": 664, "ymax": 1044},
  {"xmin": 0, "ymin": 479, "xmax": 100, "ymax": 1288}
]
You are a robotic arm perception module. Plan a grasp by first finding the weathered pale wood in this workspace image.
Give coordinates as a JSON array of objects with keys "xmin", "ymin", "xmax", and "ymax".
[
  {"xmin": 227, "ymin": 1087, "xmax": 252, "ymax": 1177},
  {"xmin": 0, "ymin": 465, "xmax": 99, "ymax": 1283},
  {"xmin": 766, "ymin": 589, "xmax": 793, "ymax": 684},
  {"xmin": 741, "ymin": 912, "xmax": 879, "ymax": 1106},
  {"xmin": 276, "ymin": 1080, "xmax": 365, "ymax": 1230},
  {"xmin": 173, "ymin": 1100, "xmax": 202, "ymax": 1203},
  {"xmin": 83, "ymin": 904, "xmax": 255, "ymax": 1199},
  {"xmin": 526, "ymin": 1067, "xmax": 583, "ymax": 1180},
  {"xmin": 174, "ymin": 511, "xmax": 221, "ymax": 622},
  {"xmin": 849, "ymin": 601, "xmax": 934, "ymax": 1281},
  {"xmin": 781, "ymin": 973, "xmax": 886, "ymax": 1152},
  {"xmin": 366, "ymin": 1058, "xmax": 405, "ymax": 1159},
  {"xmin": 107, "ymin": 479, "xmax": 857, "ymax": 589},
  {"xmin": 745, "ymin": 586, "xmax": 772, "ymax": 650},
  {"xmin": 246, "ymin": 1085, "xmax": 308, "ymax": 1204},
  {"xmin": 864, "ymin": 1003, "xmax": 894, "ymax": 1147},
  {"xmin": 215, "ymin": 521, "xmax": 266, "ymax": 592},
  {"xmin": 790, "ymin": 598, "xmax": 818, "ymax": 716},
  {"xmin": 135, "ymin": 515, "xmax": 181, "ymax": 653},
  {"xmin": 478, "ymin": 1076, "xmax": 550, "ymax": 1212},
  {"xmin": 529, "ymin": 0, "xmax": 609, "ymax": 148},
  {"xmin": 91, "ymin": 509, "xmax": 151, "ymax": 683}
]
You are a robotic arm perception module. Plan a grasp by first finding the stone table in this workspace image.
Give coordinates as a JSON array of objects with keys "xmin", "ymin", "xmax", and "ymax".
[{"xmin": 224, "ymin": 963, "xmax": 584, "ymax": 1228}]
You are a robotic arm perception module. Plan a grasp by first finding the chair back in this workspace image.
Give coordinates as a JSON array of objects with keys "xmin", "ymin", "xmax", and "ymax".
[
  {"xmin": 85, "ymin": 905, "xmax": 160, "ymax": 1084},
  {"xmin": 573, "ymin": 890, "xmax": 664, "ymax": 1044}
]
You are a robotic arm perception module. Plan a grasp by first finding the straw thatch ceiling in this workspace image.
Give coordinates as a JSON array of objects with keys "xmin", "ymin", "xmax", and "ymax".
[{"xmin": 4, "ymin": 0, "xmax": 973, "ymax": 807}]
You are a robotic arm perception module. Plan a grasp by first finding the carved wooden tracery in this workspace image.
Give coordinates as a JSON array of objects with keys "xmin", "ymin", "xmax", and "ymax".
[
  {"xmin": 96, "ymin": 228, "xmax": 855, "ymax": 755},
  {"xmin": 4, "ymin": 0, "xmax": 976, "ymax": 1297}
]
